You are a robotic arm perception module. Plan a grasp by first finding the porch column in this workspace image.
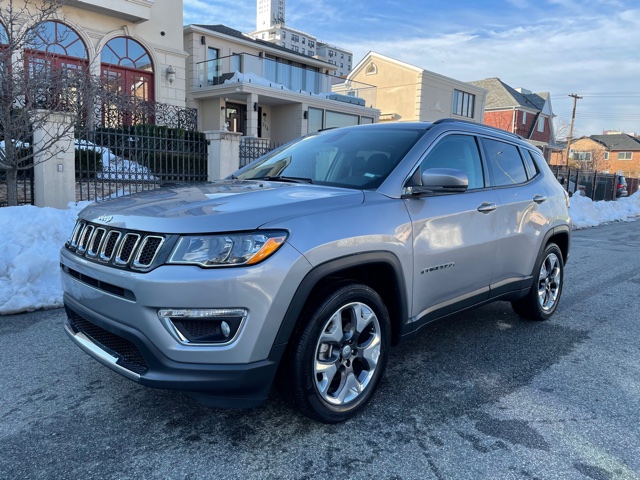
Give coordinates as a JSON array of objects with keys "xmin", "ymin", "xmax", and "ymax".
[
  {"xmin": 205, "ymin": 130, "xmax": 243, "ymax": 180},
  {"xmin": 246, "ymin": 93, "xmax": 259, "ymax": 138},
  {"xmin": 32, "ymin": 111, "xmax": 76, "ymax": 209}
]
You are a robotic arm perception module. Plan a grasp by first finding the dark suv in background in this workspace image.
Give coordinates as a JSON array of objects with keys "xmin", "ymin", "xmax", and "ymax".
[
  {"xmin": 616, "ymin": 174, "xmax": 628, "ymax": 199},
  {"xmin": 61, "ymin": 119, "xmax": 571, "ymax": 423}
]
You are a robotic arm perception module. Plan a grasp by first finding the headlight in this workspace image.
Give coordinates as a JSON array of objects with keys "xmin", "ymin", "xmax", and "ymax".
[{"xmin": 167, "ymin": 230, "xmax": 288, "ymax": 267}]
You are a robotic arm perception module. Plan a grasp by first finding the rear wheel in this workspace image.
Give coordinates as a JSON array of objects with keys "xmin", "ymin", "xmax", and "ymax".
[
  {"xmin": 283, "ymin": 283, "xmax": 390, "ymax": 423},
  {"xmin": 512, "ymin": 243, "xmax": 564, "ymax": 321}
]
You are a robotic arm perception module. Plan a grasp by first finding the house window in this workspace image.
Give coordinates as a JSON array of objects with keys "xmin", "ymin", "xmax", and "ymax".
[
  {"xmin": 23, "ymin": 21, "xmax": 89, "ymax": 112},
  {"xmin": 308, "ymin": 40, "xmax": 315, "ymax": 48},
  {"xmin": 604, "ymin": 152, "xmax": 609, "ymax": 160},
  {"xmin": 282, "ymin": 31, "xmax": 286, "ymax": 38},
  {"xmin": 281, "ymin": 42, "xmax": 286, "ymax": 47},
  {"xmin": 302, "ymin": 48, "xmax": 305, "ymax": 54},
  {"xmin": 308, "ymin": 51, "xmax": 314, "ymax": 56},
  {"xmin": 302, "ymin": 38, "xmax": 305, "ymax": 44},
  {"xmin": 101, "ymin": 36, "xmax": 154, "ymax": 102},
  {"xmin": 571, "ymin": 151, "xmax": 592, "ymax": 161},
  {"xmin": 292, "ymin": 46, "xmax": 299, "ymax": 52},
  {"xmin": 618, "ymin": 152, "xmax": 633, "ymax": 160},
  {"xmin": 537, "ymin": 117, "xmax": 545, "ymax": 132},
  {"xmin": 522, "ymin": 111, "xmax": 527, "ymax": 124},
  {"xmin": 207, "ymin": 47, "xmax": 219, "ymax": 84},
  {"xmin": 291, "ymin": 34, "xmax": 299, "ymax": 42},
  {"xmin": 366, "ymin": 63, "xmax": 377, "ymax": 75},
  {"xmin": 452, "ymin": 89, "xmax": 475, "ymax": 118}
]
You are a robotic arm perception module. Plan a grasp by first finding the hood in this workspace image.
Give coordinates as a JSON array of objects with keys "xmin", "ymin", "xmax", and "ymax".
[{"xmin": 78, "ymin": 180, "xmax": 364, "ymax": 233}]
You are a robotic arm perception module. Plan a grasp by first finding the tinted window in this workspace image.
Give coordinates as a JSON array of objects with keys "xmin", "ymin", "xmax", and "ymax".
[
  {"xmin": 420, "ymin": 134, "xmax": 485, "ymax": 189},
  {"xmin": 483, "ymin": 139, "xmax": 528, "ymax": 186}
]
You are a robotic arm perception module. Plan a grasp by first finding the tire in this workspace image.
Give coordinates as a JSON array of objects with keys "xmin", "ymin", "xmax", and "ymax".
[
  {"xmin": 283, "ymin": 283, "xmax": 391, "ymax": 423},
  {"xmin": 511, "ymin": 243, "xmax": 564, "ymax": 321}
]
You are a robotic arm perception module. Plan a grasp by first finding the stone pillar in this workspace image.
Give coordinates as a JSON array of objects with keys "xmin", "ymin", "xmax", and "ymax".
[
  {"xmin": 205, "ymin": 130, "xmax": 243, "ymax": 180},
  {"xmin": 32, "ymin": 111, "xmax": 75, "ymax": 209},
  {"xmin": 246, "ymin": 93, "xmax": 259, "ymax": 138}
]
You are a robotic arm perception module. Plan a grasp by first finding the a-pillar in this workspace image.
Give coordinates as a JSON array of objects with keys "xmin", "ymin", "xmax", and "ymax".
[
  {"xmin": 32, "ymin": 110, "xmax": 76, "ymax": 209},
  {"xmin": 205, "ymin": 130, "xmax": 243, "ymax": 180}
]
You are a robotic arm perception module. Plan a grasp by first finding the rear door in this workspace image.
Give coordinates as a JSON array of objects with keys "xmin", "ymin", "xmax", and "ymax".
[{"xmin": 479, "ymin": 138, "xmax": 557, "ymax": 296}]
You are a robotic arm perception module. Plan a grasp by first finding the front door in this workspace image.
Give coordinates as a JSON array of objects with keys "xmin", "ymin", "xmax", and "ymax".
[
  {"xmin": 226, "ymin": 103, "xmax": 246, "ymax": 135},
  {"xmin": 405, "ymin": 133, "xmax": 499, "ymax": 324}
]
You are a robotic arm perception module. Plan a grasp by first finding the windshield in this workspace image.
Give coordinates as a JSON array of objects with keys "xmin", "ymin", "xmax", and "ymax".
[{"xmin": 236, "ymin": 126, "xmax": 425, "ymax": 189}]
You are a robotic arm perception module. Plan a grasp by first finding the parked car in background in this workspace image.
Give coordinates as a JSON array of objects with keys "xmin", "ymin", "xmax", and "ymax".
[
  {"xmin": 61, "ymin": 119, "xmax": 572, "ymax": 423},
  {"xmin": 616, "ymin": 174, "xmax": 628, "ymax": 199}
]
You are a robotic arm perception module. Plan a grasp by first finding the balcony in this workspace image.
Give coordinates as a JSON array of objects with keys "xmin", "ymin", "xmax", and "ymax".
[
  {"xmin": 195, "ymin": 53, "xmax": 376, "ymax": 108},
  {"xmin": 67, "ymin": 0, "xmax": 154, "ymax": 23}
]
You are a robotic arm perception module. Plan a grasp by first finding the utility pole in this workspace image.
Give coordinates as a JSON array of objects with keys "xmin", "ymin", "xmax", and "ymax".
[{"xmin": 564, "ymin": 93, "xmax": 583, "ymax": 166}]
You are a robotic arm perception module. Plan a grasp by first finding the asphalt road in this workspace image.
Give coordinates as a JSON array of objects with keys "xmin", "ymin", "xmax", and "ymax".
[{"xmin": 1, "ymin": 220, "xmax": 639, "ymax": 480}]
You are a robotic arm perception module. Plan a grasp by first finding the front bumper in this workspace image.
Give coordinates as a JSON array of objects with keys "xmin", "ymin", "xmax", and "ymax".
[
  {"xmin": 60, "ymin": 242, "xmax": 311, "ymax": 408},
  {"xmin": 64, "ymin": 299, "xmax": 284, "ymax": 408}
]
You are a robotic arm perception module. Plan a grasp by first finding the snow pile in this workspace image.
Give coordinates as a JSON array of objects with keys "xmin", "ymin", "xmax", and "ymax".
[
  {"xmin": 1, "ymin": 191, "xmax": 639, "ymax": 315},
  {"xmin": 75, "ymin": 139, "xmax": 155, "ymax": 181},
  {"xmin": 0, "ymin": 202, "xmax": 90, "ymax": 314},
  {"xmin": 570, "ymin": 190, "xmax": 640, "ymax": 229}
]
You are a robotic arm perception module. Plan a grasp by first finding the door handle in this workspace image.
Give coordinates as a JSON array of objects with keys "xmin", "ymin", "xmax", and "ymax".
[
  {"xmin": 477, "ymin": 202, "xmax": 497, "ymax": 213},
  {"xmin": 533, "ymin": 194, "xmax": 547, "ymax": 204}
]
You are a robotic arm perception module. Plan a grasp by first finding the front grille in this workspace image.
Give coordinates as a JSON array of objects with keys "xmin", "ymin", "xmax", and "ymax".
[
  {"xmin": 65, "ymin": 220, "xmax": 166, "ymax": 271},
  {"xmin": 68, "ymin": 310, "xmax": 149, "ymax": 375}
]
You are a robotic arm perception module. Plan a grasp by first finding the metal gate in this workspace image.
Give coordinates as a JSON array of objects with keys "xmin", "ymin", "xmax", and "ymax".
[{"xmin": 75, "ymin": 95, "xmax": 208, "ymax": 202}]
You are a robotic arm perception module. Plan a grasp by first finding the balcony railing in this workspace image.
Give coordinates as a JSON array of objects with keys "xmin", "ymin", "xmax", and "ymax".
[{"xmin": 195, "ymin": 53, "xmax": 376, "ymax": 108}]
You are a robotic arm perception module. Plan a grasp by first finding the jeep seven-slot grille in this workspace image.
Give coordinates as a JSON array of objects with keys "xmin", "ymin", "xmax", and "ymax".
[
  {"xmin": 67, "ymin": 310, "xmax": 149, "ymax": 375},
  {"xmin": 66, "ymin": 220, "xmax": 165, "ymax": 271}
]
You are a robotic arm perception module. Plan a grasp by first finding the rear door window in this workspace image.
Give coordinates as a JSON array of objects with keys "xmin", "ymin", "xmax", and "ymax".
[{"xmin": 482, "ymin": 138, "xmax": 528, "ymax": 186}]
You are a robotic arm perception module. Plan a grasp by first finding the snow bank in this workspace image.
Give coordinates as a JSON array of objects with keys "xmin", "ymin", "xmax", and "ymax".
[
  {"xmin": 1, "ymin": 191, "xmax": 639, "ymax": 315},
  {"xmin": 570, "ymin": 190, "xmax": 640, "ymax": 229},
  {"xmin": 0, "ymin": 202, "xmax": 90, "ymax": 315}
]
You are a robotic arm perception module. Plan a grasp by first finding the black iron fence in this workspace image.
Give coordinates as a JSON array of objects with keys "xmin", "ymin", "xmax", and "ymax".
[
  {"xmin": 0, "ymin": 167, "xmax": 34, "ymax": 207},
  {"xmin": 550, "ymin": 166, "xmax": 638, "ymax": 201},
  {"xmin": 239, "ymin": 137, "xmax": 281, "ymax": 168},
  {"xmin": 75, "ymin": 97, "xmax": 208, "ymax": 202}
]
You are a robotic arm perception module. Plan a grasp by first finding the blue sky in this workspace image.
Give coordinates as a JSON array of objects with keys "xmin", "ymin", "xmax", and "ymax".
[{"xmin": 184, "ymin": 0, "xmax": 640, "ymax": 138}]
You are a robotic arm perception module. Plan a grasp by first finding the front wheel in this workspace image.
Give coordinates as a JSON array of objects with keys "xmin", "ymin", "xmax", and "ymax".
[
  {"xmin": 511, "ymin": 243, "xmax": 564, "ymax": 321},
  {"xmin": 283, "ymin": 283, "xmax": 391, "ymax": 423}
]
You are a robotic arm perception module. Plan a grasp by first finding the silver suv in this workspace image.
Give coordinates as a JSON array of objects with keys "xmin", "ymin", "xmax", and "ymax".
[{"xmin": 61, "ymin": 119, "xmax": 571, "ymax": 423}]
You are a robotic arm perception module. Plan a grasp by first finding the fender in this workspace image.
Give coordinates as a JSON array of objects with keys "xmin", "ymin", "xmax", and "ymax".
[{"xmin": 268, "ymin": 251, "xmax": 410, "ymax": 362}]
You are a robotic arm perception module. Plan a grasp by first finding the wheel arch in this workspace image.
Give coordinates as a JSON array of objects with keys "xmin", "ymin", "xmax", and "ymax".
[
  {"xmin": 544, "ymin": 224, "xmax": 570, "ymax": 266},
  {"xmin": 271, "ymin": 252, "xmax": 409, "ymax": 355}
]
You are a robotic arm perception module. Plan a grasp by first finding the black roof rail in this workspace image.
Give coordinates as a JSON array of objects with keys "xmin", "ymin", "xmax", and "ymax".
[{"xmin": 433, "ymin": 118, "xmax": 524, "ymax": 140}]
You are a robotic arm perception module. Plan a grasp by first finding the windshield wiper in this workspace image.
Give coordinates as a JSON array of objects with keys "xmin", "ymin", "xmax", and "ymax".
[{"xmin": 255, "ymin": 176, "xmax": 313, "ymax": 184}]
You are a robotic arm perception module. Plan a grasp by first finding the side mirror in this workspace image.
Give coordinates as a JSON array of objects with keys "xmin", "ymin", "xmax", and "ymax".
[{"xmin": 405, "ymin": 168, "xmax": 469, "ymax": 196}]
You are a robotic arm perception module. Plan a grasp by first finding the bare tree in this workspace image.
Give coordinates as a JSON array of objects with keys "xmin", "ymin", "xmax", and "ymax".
[
  {"xmin": 553, "ymin": 117, "xmax": 571, "ymax": 143},
  {"xmin": 0, "ymin": 0, "xmax": 100, "ymax": 206}
]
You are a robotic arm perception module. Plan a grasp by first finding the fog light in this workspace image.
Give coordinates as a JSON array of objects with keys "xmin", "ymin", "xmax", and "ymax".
[
  {"xmin": 158, "ymin": 308, "xmax": 247, "ymax": 345},
  {"xmin": 221, "ymin": 321, "xmax": 231, "ymax": 338}
]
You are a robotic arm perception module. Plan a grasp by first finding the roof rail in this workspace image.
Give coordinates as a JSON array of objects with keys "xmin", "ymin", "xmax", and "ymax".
[{"xmin": 433, "ymin": 118, "xmax": 524, "ymax": 140}]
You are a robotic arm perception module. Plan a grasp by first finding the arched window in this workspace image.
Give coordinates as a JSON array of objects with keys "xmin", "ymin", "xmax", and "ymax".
[
  {"xmin": 25, "ymin": 21, "xmax": 88, "ymax": 71},
  {"xmin": 101, "ymin": 37, "xmax": 154, "ymax": 102},
  {"xmin": 23, "ymin": 21, "xmax": 89, "ymax": 110}
]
